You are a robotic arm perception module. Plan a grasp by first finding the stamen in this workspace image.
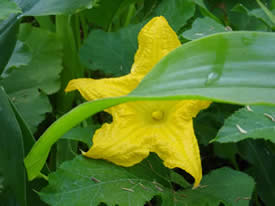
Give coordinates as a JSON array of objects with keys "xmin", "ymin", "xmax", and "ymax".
[{"xmin": 152, "ymin": 110, "xmax": 164, "ymax": 121}]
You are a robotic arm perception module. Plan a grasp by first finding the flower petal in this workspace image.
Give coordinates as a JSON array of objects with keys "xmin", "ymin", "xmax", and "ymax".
[
  {"xmin": 65, "ymin": 75, "xmax": 139, "ymax": 100},
  {"xmin": 175, "ymin": 100, "xmax": 212, "ymax": 120},
  {"xmin": 83, "ymin": 107, "xmax": 151, "ymax": 166},
  {"xmin": 152, "ymin": 120, "xmax": 202, "ymax": 188},
  {"xmin": 130, "ymin": 16, "xmax": 181, "ymax": 78}
]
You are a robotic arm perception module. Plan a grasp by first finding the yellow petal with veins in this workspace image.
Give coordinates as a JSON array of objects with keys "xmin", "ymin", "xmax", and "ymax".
[
  {"xmin": 175, "ymin": 100, "xmax": 212, "ymax": 120},
  {"xmin": 130, "ymin": 16, "xmax": 181, "ymax": 78},
  {"xmin": 67, "ymin": 16, "xmax": 212, "ymax": 187},
  {"xmin": 84, "ymin": 100, "xmax": 207, "ymax": 187},
  {"xmin": 65, "ymin": 16, "xmax": 180, "ymax": 100},
  {"xmin": 65, "ymin": 75, "xmax": 138, "ymax": 100}
]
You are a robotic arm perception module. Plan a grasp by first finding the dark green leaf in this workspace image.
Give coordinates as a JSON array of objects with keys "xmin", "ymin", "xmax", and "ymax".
[
  {"xmin": 194, "ymin": 103, "xmax": 240, "ymax": 145},
  {"xmin": 213, "ymin": 105, "xmax": 275, "ymax": 143},
  {"xmin": 170, "ymin": 171, "xmax": 191, "ymax": 188},
  {"xmin": 0, "ymin": 87, "xmax": 26, "ymax": 206},
  {"xmin": 83, "ymin": 0, "xmax": 140, "ymax": 30},
  {"xmin": 0, "ymin": 17, "xmax": 18, "ymax": 75},
  {"xmin": 182, "ymin": 17, "xmax": 228, "ymax": 40},
  {"xmin": 18, "ymin": 0, "xmax": 97, "ymax": 16},
  {"xmin": 9, "ymin": 92, "xmax": 49, "ymax": 206},
  {"xmin": 152, "ymin": 0, "xmax": 196, "ymax": 31},
  {"xmin": 55, "ymin": 140, "xmax": 78, "ymax": 168},
  {"xmin": 238, "ymin": 140, "xmax": 275, "ymax": 206},
  {"xmin": 61, "ymin": 125, "xmax": 100, "ymax": 147},
  {"xmin": 40, "ymin": 155, "xmax": 171, "ymax": 206},
  {"xmin": 175, "ymin": 167, "xmax": 255, "ymax": 206},
  {"xmin": 232, "ymin": 4, "xmax": 274, "ymax": 28},
  {"xmin": 1, "ymin": 25, "xmax": 63, "ymax": 132},
  {"xmin": 2, "ymin": 40, "xmax": 32, "ymax": 77},
  {"xmin": 80, "ymin": 22, "xmax": 143, "ymax": 76},
  {"xmin": 0, "ymin": 0, "xmax": 97, "ymax": 71},
  {"xmin": 213, "ymin": 143, "xmax": 239, "ymax": 169},
  {"xmin": 256, "ymin": 0, "xmax": 275, "ymax": 25},
  {"xmin": 192, "ymin": 0, "xmax": 222, "ymax": 23}
]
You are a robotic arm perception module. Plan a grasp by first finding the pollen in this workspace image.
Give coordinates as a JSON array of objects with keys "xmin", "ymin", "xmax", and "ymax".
[{"xmin": 152, "ymin": 110, "xmax": 164, "ymax": 121}]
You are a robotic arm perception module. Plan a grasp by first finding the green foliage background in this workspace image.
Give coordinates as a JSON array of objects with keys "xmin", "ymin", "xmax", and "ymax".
[{"xmin": 0, "ymin": 0, "xmax": 275, "ymax": 206}]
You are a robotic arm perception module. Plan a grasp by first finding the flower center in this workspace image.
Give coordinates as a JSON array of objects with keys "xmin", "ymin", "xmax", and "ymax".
[{"xmin": 151, "ymin": 110, "xmax": 164, "ymax": 121}]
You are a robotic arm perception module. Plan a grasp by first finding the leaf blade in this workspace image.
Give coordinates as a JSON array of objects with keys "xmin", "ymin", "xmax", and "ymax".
[
  {"xmin": 214, "ymin": 105, "xmax": 275, "ymax": 143},
  {"xmin": 175, "ymin": 167, "xmax": 255, "ymax": 206},
  {"xmin": 131, "ymin": 32, "xmax": 275, "ymax": 105},
  {"xmin": 0, "ymin": 87, "xmax": 26, "ymax": 206},
  {"xmin": 40, "ymin": 155, "xmax": 171, "ymax": 206},
  {"xmin": 25, "ymin": 31, "xmax": 275, "ymax": 181}
]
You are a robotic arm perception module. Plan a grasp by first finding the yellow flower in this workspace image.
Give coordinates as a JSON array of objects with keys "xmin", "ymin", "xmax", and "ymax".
[{"xmin": 65, "ymin": 16, "xmax": 211, "ymax": 187}]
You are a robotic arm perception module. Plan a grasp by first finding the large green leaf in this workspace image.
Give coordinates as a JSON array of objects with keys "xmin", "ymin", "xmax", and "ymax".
[
  {"xmin": 0, "ymin": 0, "xmax": 21, "ymax": 21},
  {"xmin": 0, "ymin": 17, "xmax": 18, "ymax": 74},
  {"xmin": 8, "ymin": 91, "xmax": 49, "ymax": 206},
  {"xmin": 40, "ymin": 155, "xmax": 171, "ymax": 206},
  {"xmin": 0, "ymin": 87, "xmax": 26, "ymax": 206},
  {"xmin": 238, "ymin": 140, "xmax": 275, "ymax": 206},
  {"xmin": 131, "ymin": 32, "xmax": 275, "ymax": 105},
  {"xmin": 25, "ymin": 32, "xmax": 275, "ymax": 181},
  {"xmin": 213, "ymin": 105, "xmax": 275, "ymax": 143},
  {"xmin": 175, "ymin": 167, "xmax": 255, "ymax": 206},
  {"xmin": 16, "ymin": 0, "xmax": 97, "ymax": 16},
  {"xmin": 1, "ymin": 25, "xmax": 63, "ymax": 132},
  {"xmin": 79, "ymin": 22, "xmax": 143, "ymax": 76},
  {"xmin": 0, "ymin": 0, "xmax": 97, "ymax": 73}
]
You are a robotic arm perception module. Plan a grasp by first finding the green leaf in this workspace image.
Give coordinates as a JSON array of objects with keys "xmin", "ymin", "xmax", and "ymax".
[
  {"xmin": 213, "ymin": 105, "xmax": 275, "ymax": 143},
  {"xmin": 175, "ymin": 167, "xmax": 255, "ymax": 206},
  {"xmin": 2, "ymin": 40, "xmax": 32, "ymax": 77},
  {"xmin": 0, "ymin": 17, "xmax": 19, "ymax": 75},
  {"xmin": 0, "ymin": 0, "xmax": 97, "ymax": 72},
  {"xmin": 19, "ymin": 0, "xmax": 97, "ymax": 16},
  {"xmin": 170, "ymin": 171, "xmax": 191, "ymax": 188},
  {"xmin": 79, "ymin": 22, "xmax": 143, "ymax": 76},
  {"xmin": 194, "ymin": 103, "xmax": 240, "ymax": 145},
  {"xmin": 83, "ymin": 0, "xmax": 140, "ymax": 30},
  {"xmin": 213, "ymin": 143, "xmax": 239, "ymax": 169},
  {"xmin": 24, "ymin": 32, "xmax": 275, "ymax": 181},
  {"xmin": 8, "ymin": 90, "xmax": 49, "ymax": 206},
  {"xmin": 0, "ymin": 87, "xmax": 26, "ymax": 206},
  {"xmin": 232, "ymin": 3, "xmax": 274, "ymax": 28},
  {"xmin": 238, "ymin": 140, "xmax": 275, "ymax": 206},
  {"xmin": 182, "ymin": 17, "xmax": 228, "ymax": 40},
  {"xmin": 256, "ymin": 0, "xmax": 275, "ymax": 25},
  {"xmin": 61, "ymin": 125, "xmax": 100, "ymax": 147},
  {"xmin": 152, "ymin": 0, "xmax": 196, "ymax": 31},
  {"xmin": 1, "ymin": 25, "xmax": 63, "ymax": 132},
  {"xmin": 40, "ymin": 155, "xmax": 171, "ymax": 206},
  {"xmin": 192, "ymin": 0, "xmax": 222, "ymax": 23},
  {"xmin": 0, "ymin": 0, "xmax": 21, "ymax": 21},
  {"xmin": 80, "ymin": 0, "xmax": 196, "ymax": 76},
  {"xmin": 131, "ymin": 32, "xmax": 275, "ymax": 105}
]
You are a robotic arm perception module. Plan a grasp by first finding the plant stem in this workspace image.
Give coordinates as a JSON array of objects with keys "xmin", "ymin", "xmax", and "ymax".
[
  {"xmin": 124, "ymin": 4, "xmax": 136, "ymax": 27},
  {"xmin": 55, "ymin": 15, "xmax": 84, "ymax": 115},
  {"xmin": 80, "ymin": 13, "xmax": 88, "ymax": 40}
]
